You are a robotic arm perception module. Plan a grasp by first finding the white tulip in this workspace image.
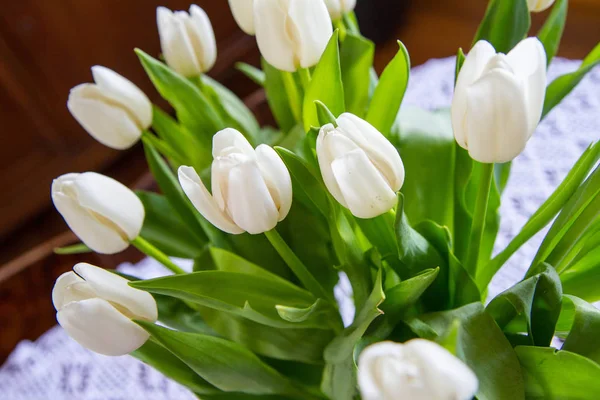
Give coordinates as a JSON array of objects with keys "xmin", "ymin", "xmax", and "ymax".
[
  {"xmin": 317, "ymin": 113, "xmax": 405, "ymax": 219},
  {"xmin": 323, "ymin": 0, "xmax": 357, "ymax": 20},
  {"xmin": 53, "ymin": 263, "xmax": 157, "ymax": 356},
  {"xmin": 157, "ymin": 5, "xmax": 217, "ymax": 77},
  {"xmin": 451, "ymin": 38, "xmax": 547, "ymax": 163},
  {"xmin": 229, "ymin": 0, "xmax": 255, "ymax": 35},
  {"xmin": 52, "ymin": 172, "xmax": 145, "ymax": 254},
  {"xmin": 178, "ymin": 128, "xmax": 292, "ymax": 235},
  {"xmin": 527, "ymin": 0, "xmax": 555, "ymax": 12},
  {"xmin": 358, "ymin": 340, "xmax": 479, "ymax": 400},
  {"xmin": 254, "ymin": 0, "xmax": 333, "ymax": 72},
  {"xmin": 68, "ymin": 66, "xmax": 152, "ymax": 150}
]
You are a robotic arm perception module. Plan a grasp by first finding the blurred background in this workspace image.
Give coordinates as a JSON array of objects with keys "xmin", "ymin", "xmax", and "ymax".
[{"xmin": 1, "ymin": 0, "xmax": 599, "ymax": 363}]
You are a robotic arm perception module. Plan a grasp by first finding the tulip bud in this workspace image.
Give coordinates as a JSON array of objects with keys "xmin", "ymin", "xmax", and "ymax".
[
  {"xmin": 52, "ymin": 172, "xmax": 145, "ymax": 254},
  {"xmin": 358, "ymin": 340, "xmax": 479, "ymax": 400},
  {"xmin": 157, "ymin": 5, "xmax": 217, "ymax": 77},
  {"xmin": 68, "ymin": 66, "xmax": 152, "ymax": 150},
  {"xmin": 527, "ymin": 0, "xmax": 555, "ymax": 12},
  {"xmin": 451, "ymin": 38, "xmax": 547, "ymax": 163},
  {"xmin": 316, "ymin": 113, "xmax": 405, "ymax": 219},
  {"xmin": 228, "ymin": 0, "xmax": 255, "ymax": 35},
  {"xmin": 253, "ymin": 0, "xmax": 333, "ymax": 72},
  {"xmin": 53, "ymin": 263, "xmax": 157, "ymax": 356},
  {"xmin": 323, "ymin": 0, "xmax": 357, "ymax": 20},
  {"xmin": 178, "ymin": 128, "xmax": 292, "ymax": 235}
]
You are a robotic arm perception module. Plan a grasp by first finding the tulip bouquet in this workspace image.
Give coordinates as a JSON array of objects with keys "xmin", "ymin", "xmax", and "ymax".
[{"xmin": 50, "ymin": 0, "xmax": 600, "ymax": 399}]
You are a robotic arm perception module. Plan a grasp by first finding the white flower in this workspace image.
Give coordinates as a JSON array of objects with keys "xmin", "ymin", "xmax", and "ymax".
[
  {"xmin": 229, "ymin": 0, "xmax": 255, "ymax": 35},
  {"xmin": 527, "ymin": 0, "xmax": 555, "ymax": 12},
  {"xmin": 358, "ymin": 340, "xmax": 479, "ymax": 400},
  {"xmin": 157, "ymin": 5, "xmax": 217, "ymax": 77},
  {"xmin": 53, "ymin": 263, "xmax": 157, "ymax": 356},
  {"xmin": 316, "ymin": 113, "xmax": 405, "ymax": 219},
  {"xmin": 323, "ymin": 0, "xmax": 357, "ymax": 20},
  {"xmin": 451, "ymin": 38, "xmax": 547, "ymax": 163},
  {"xmin": 254, "ymin": 0, "xmax": 333, "ymax": 72},
  {"xmin": 52, "ymin": 172, "xmax": 145, "ymax": 254},
  {"xmin": 67, "ymin": 66, "xmax": 152, "ymax": 150},
  {"xmin": 178, "ymin": 128, "xmax": 292, "ymax": 235}
]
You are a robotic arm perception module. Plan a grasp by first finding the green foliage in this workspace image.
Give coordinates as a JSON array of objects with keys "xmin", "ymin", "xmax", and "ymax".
[
  {"xmin": 537, "ymin": 0, "xmax": 569, "ymax": 66},
  {"xmin": 340, "ymin": 33, "xmax": 375, "ymax": 116},
  {"xmin": 473, "ymin": 0, "xmax": 531, "ymax": 53},
  {"xmin": 263, "ymin": 59, "xmax": 297, "ymax": 133},
  {"xmin": 557, "ymin": 295, "xmax": 600, "ymax": 363}
]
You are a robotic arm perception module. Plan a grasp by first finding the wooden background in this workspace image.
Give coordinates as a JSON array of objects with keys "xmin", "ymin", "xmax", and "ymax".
[{"xmin": 1, "ymin": 0, "xmax": 599, "ymax": 362}]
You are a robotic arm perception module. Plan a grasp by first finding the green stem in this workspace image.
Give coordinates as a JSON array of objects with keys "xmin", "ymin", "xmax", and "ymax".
[
  {"xmin": 281, "ymin": 71, "xmax": 302, "ymax": 122},
  {"xmin": 265, "ymin": 229, "xmax": 333, "ymax": 302},
  {"xmin": 465, "ymin": 162, "xmax": 495, "ymax": 278},
  {"xmin": 298, "ymin": 68, "xmax": 312, "ymax": 91},
  {"xmin": 141, "ymin": 131, "xmax": 187, "ymax": 166},
  {"xmin": 132, "ymin": 236, "xmax": 186, "ymax": 275}
]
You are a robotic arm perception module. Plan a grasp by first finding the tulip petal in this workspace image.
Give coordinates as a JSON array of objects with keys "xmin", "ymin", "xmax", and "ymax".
[
  {"xmin": 52, "ymin": 175, "xmax": 131, "ymax": 254},
  {"xmin": 157, "ymin": 6, "xmax": 201, "ymax": 77},
  {"xmin": 255, "ymin": 145, "xmax": 293, "ymax": 221},
  {"xmin": 178, "ymin": 166, "xmax": 244, "ymax": 234},
  {"xmin": 358, "ymin": 342, "xmax": 409, "ymax": 400},
  {"xmin": 254, "ymin": 0, "xmax": 297, "ymax": 72},
  {"xmin": 229, "ymin": 0, "xmax": 256, "ymax": 34},
  {"xmin": 507, "ymin": 37, "xmax": 547, "ymax": 137},
  {"xmin": 57, "ymin": 298, "xmax": 150, "ymax": 356},
  {"xmin": 331, "ymin": 149, "xmax": 397, "ymax": 218},
  {"xmin": 288, "ymin": 0, "xmax": 333, "ymax": 69},
  {"xmin": 452, "ymin": 40, "xmax": 496, "ymax": 149},
  {"xmin": 52, "ymin": 271, "xmax": 92, "ymax": 311},
  {"xmin": 73, "ymin": 263, "xmax": 157, "ymax": 321},
  {"xmin": 336, "ymin": 113, "xmax": 405, "ymax": 191},
  {"xmin": 227, "ymin": 161, "xmax": 280, "ymax": 234},
  {"xmin": 70, "ymin": 172, "xmax": 145, "ymax": 241},
  {"xmin": 212, "ymin": 128, "xmax": 256, "ymax": 158},
  {"xmin": 188, "ymin": 5, "xmax": 217, "ymax": 72},
  {"xmin": 316, "ymin": 125, "xmax": 350, "ymax": 208},
  {"xmin": 68, "ymin": 84, "xmax": 143, "ymax": 150},
  {"xmin": 465, "ymin": 68, "xmax": 530, "ymax": 163},
  {"xmin": 91, "ymin": 66, "xmax": 153, "ymax": 129}
]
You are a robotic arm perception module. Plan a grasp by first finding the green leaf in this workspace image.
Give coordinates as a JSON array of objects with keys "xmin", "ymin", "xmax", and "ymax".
[
  {"xmin": 263, "ymin": 59, "xmax": 296, "ymax": 133},
  {"xmin": 421, "ymin": 303, "xmax": 526, "ymax": 400},
  {"xmin": 557, "ymin": 295, "xmax": 600, "ymax": 364},
  {"xmin": 132, "ymin": 340, "xmax": 220, "ymax": 395},
  {"xmin": 543, "ymin": 43, "xmax": 600, "ymax": 118},
  {"xmin": 320, "ymin": 356, "xmax": 356, "ymax": 400},
  {"xmin": 366, "ymin": 41, "xmax": 410, "ymax": 136},
  {"xmin": 537, "ymin": 0, "xmax": 568, "ymax": 66},
  {"xmin": 515, "ymin": 346, "xmax": 600, "ymax": 399},
  {"xmin": 473, "ymin": 0, "xmax": 531, "ymax": 54},
  {"xmin": 136, "ymin": 49, "xmax": 222, "ymax": 136},
  {"xmin": 560, "ymin": 240, "xmax": 600, "ymax": 302},
  {"xmin": 210, "ymin": 246, "xmax": 279, "ymax": 280},
  {"xmin": 202, "ymin": 75, "xmax": 261, "ymax": 143},
  {"xmin": 340, "ymin": 33, "xmax": 375, "ymax": 116},
  {"xmin": 486, "ymin": 264, "xmax": 562, "ymax": 347},
  {"xmin": 356, "ymin": 211, "xmax": 398, "ymax": 265},
  {"xmin": 455, "ymin": 48, "xmax": 466, "ymax": 85},
  {"xmin": 137, "ymin": 322, "xmax": 302, "ymax": 397},
  {"xmin": 53, "ymin": 243, "xmax": 91, "ymax": 255},
  {"xmin": 315, "ymin": 100, "xmax": 338, "ymax": 127},
  {"xmin": 303, "ymin": 31, "xmax": 345, "ymax": 132},
  {"xmin": 151, "ymin": 106, "xmax": 205, "ymax": 167},
  {"xmin": 236, "ymin": 62, "xmax": 266, "ymax": 86},
  {"xmin": 136, "ymin": 191, "xmax": 205, "ymax": 259},
  {"xmin": 155, "ymin": 293, "xmax": 217, "ymax": 335}
]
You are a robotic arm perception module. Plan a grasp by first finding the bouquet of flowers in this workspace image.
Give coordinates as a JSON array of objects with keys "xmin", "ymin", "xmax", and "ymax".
[{"xmin": 50, "ymin": 0, "xmax": 600, "ymax": 398}]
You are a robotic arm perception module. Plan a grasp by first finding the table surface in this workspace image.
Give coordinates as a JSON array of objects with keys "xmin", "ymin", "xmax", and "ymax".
[{"xmin": 1, "ymin": 57, "xmax": 598, "ymax": 400}]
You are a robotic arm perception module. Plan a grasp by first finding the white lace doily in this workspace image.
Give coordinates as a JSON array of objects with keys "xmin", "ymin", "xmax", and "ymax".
[{"xmin": 1, "ymin": 57, "xmax": 598, "ymax": 400}]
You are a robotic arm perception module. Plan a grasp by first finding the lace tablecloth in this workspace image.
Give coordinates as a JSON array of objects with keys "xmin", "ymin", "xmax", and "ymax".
[{"xmin": 1, "ymin": 57, "xmax": 598, "ymax": 400}]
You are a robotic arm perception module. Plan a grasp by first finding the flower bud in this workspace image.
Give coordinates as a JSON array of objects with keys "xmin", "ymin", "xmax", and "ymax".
[
  {"xmin": 527, "ymin": 0, "xmax": 555, "ymax": 12},
  {"xmin": 157, "ymin": 5, "xmax": 217, "ymax": 77},
  {"xmin": 228, "ymin": 0, "xmax": 255, "ymax": 35},
  {"xmin": 358, "ymin": 340, "xmax": 479, "ymax": 400},
  {"xmin": 53, "ymin": 263, "xmax": 157, "ymax": 356},
  {"xmin": 178, "ymin": 128, "xmax": 292, "ymax": 235},
  {"xmin": 52, "ymin": 172, "xmax": 145, "ymax": 254},
  {"xmin": 316, "ymin": 113, "xmax": 405, "ymax": 219},
  {"xmin": 323, "ymin": 0, "xmax": 357, "ymax": 20},
  {"xmin": 254, "ymin": 0, "xmax": 333, "ymax": 72},
  {"xmin": 68, "ymin": 66, "xmax": 152, "ymax": 150},
  {"xmin": 451, "ymin": 38, "xmax": 547, "ymax": 163}
]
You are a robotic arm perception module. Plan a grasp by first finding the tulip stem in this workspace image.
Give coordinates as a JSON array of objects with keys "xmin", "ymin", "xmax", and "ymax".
[
  {"xmin": 141, "ymin": 131, "xmax": 187, "ymax": 166},
  {"xmin": 298, "ymin": 68, "xmax": 312, "ymax": 91},
  {"xmin": 465, "ymin": 163, "xmax": 495, "ymax": 278},
  {"xmin": 281, "ymin": 71, "xmax": 303, "ymax": 122},
  {"xmin": 132, "ymin": 236, "xmax": 186, "ymax": 275},
  {"xmin": 265, "ymin": 229, "xmax": 334, "ymax": 302}
]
